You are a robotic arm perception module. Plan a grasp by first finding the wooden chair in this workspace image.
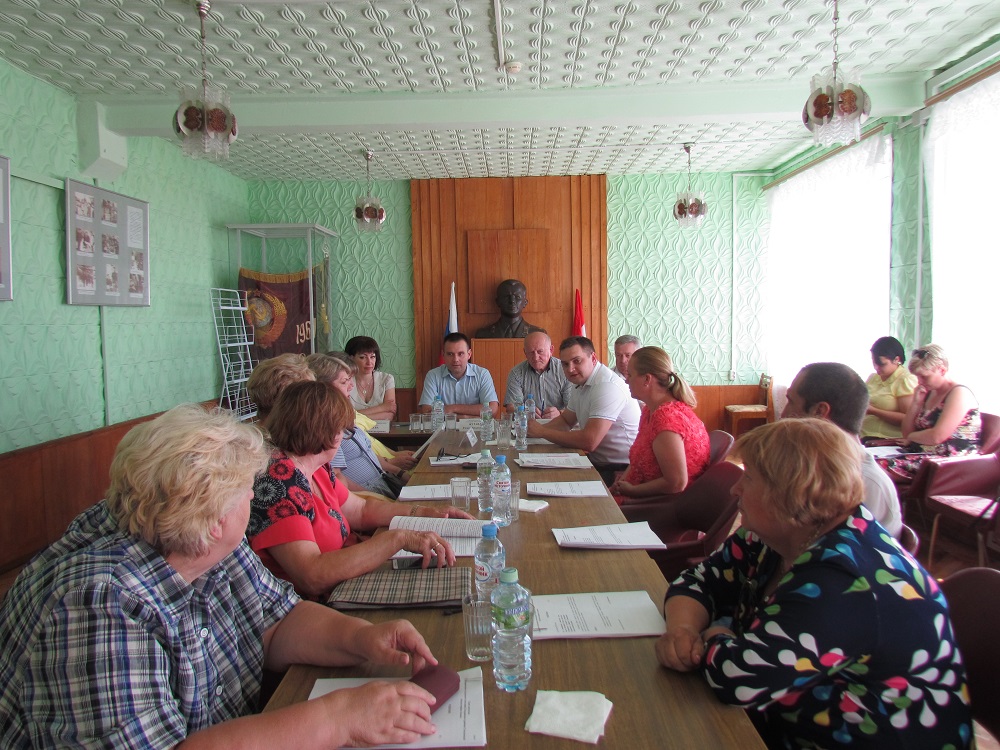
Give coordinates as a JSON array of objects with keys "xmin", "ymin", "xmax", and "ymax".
[
  {"xmin": 924, "ymin": 488, "xmax": 999, "ymax": 567},
  {"xmin": 724, "ymin": 374, "xmax": 773, "ymax": 437},
  {"xmin": 939, "ymin": 568, "xmax": 1000, "ymax": 742},
  {"xmin": 898, "ymin": 523, "xmax": 920, "ymax": 555}
]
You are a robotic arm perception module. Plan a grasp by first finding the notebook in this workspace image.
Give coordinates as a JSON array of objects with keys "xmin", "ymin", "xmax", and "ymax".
[{"xmin": 326, "ymin": 566, "xmax": 471, "ymax": 610}]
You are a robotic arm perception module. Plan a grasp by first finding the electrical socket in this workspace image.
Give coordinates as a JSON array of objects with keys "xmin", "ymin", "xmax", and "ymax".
[{"xmin": 728, "ymin": 370, "xmax": 736, "ymax": 381}]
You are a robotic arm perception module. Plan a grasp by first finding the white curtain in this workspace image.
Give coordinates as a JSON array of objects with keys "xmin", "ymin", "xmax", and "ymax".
[
  {"xmin": 925, "ymin": 72, "xmax": 1000, "ymax": 414},
  {"xmin": 764, "ymin": 135, "xmax": 893, "ymax": 392}
]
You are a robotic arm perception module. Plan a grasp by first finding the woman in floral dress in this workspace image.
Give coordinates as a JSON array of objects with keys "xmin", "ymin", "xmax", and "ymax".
[
  {"xmin": 657, "ymin": 419, "xmax": 971, "ymax": 749},
  {"xmin": 876, "ymin": 344, "xmax": 981, "ymax": 483}
]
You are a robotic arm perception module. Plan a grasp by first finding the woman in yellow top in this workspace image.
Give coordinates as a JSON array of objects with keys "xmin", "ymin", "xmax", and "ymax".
[{"xmin": 861, "ymin": 336, "xmax": 917, "ymax": 440}]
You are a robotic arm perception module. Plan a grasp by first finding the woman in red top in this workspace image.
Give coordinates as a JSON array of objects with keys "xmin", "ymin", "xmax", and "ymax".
[
  {"xmin": 611, "ymin": 347, "xmax": 710, "ymax": 504},
  {"xmin": 248, "ymin": 381, "xmax": 472, "ymax": 598}
]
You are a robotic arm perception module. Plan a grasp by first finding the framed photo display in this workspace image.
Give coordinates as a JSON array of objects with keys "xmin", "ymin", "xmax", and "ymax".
[
  {"xmin": 65, "ymin": 179, "xmax": 150, "ymax": 306},
  {"xmin": 0, "ymin": 155, "xmax": 11, "ymax": 302}
]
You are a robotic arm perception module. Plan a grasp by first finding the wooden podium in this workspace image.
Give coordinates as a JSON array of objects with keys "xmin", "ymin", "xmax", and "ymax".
[{"xmin": 471, "ymin": 338, "xmax": 524, "ymax": 407}]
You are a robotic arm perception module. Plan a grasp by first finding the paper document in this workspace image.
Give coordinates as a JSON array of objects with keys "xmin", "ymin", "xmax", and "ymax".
[
  {"xmin": 389, "ymin": 516, "xmax": 490, "ymax": 559},
  {"xmin": 516, "ymin": 453, "xmax": 592, "ymax": 469},
  {"xmin": 412, "ymin": 427, "xmax": 445, "ymax": 460},
  {"xmin": 397, "ymin": 484, "xmax": 453, "ymax": 501},
  {"xmin": 389, "ymin": 516, "xmax": 490, "ymax": 536},
  {"xmin": 552, "ymin": 521, "xmax": 667, "ymax": 549},
  {"xmin": 527, "ymin": 481, "xmax": 607, "ymax": 498},
  {"xmin": 369, "ymin": 420, "xmax": 391, "ymax": 433},
  {"xmin": 310, "ymin": 667, "xmax": 487, "ymax": 748},
  {"xmin": 865, "ymin": 445, "xmax": 905, "ymax": 458},
  {"xmin": 533, "ymin": 591, "xmax": 666, "ymax": 639}
]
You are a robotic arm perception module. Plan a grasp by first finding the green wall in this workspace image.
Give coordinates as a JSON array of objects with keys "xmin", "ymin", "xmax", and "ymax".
[
  {"xmin": 245, "ymin": 180, "xmax": 415, "ymax": 386},
  {"xmin": 607, "ymin": 172, "xmax": 769, "ymax": 385},
  {"xmin": 0, "ymin": 58, "xmax": 248, "ymax": 452}
]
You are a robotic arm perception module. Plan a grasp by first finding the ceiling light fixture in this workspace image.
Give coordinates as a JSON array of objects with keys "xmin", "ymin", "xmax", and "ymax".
[
  {"xmin": 673, "ymin": 144, "xmax": 707, "ymax": 229},
  {"xmin": 355, "ymin": 149, "xmax": 387, "ymax": 233},
  {"xmin": 172, "ymin": 0, "xmax": 237, "ymax": 160},
  {"xmin": 802, "ymin": 0, "xmax": 870, "ymax": 147}
]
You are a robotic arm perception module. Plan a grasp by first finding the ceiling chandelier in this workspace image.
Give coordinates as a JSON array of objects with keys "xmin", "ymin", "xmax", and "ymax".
[
  {"xmin": 172, "ymin": 0, "xmax": 237, "ymax": 160},
  {"xmin": 802, "ymin": 0, "xmax": 871, "ymax": 147},
  {"xmin": 355, "ymin": 150, "xmax": 387, "ymax": 233},
  {"xmin": 673, "ymin": 144, "xmax": 707, "ymax": 229}
]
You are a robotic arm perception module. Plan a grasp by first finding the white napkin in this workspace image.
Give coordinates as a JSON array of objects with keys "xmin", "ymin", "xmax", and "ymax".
[
  {"xmin": 518, "ymin": 499, "xmax": 549, "ymax": 513},
  {"xmin": 524, "ymin": 690, "xmax": 613, "ymax": 744}
]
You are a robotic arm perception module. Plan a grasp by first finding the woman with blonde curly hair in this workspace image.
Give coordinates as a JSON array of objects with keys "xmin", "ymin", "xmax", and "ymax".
[
  {"xmin": 610, "ymin": 346, "xmax": 710, "ymax": 503},
  {"xmin": 0, "ymin": 404, "xmax": 442, "ymax": 748},
  {"xmin": 657, "ymin": 418, "xmax": 971, "ymax": 749}
]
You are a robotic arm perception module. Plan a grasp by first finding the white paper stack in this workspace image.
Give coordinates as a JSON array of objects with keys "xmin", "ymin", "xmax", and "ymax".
[
  {"xmin": 526, "ymin": 481, "xmax": 607, "ymax": 497},
  {"xmin": 552, "ymin": 521, "xmax": 666, "ymax": 549}
]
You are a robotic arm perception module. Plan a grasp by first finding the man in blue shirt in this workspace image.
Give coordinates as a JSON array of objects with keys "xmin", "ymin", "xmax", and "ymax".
[{"xmin": 419, "ymin": 332, "xmax": 499, "ymax": 417}]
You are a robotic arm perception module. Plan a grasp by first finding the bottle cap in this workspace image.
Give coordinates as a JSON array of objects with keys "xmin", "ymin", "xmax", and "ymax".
[
  {"xmin": 500, "ymin": 567, "xmax": 518, "ymax": 583},
  {"xmin": 481, "ymin": 449, "xmax": 491, "ymax": 457},
  {"xmin": 496, "ymin": 455, "xmax": 506, "ymax": 464},
  {"xmin": 517, "ymin": 405, "xmax": 525, "ymax": 412},
  {"xmin": 526, "ymin": 393, "xmax": 533, "ymax": 399},
  {"xmin": 481, "ymin": 522, "xmax": 498, "ymax": 538}
]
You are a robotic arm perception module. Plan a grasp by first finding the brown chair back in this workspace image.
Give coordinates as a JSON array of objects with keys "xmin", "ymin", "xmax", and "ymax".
[
  {"xmin": 708, "ymin": 430, "xmax": 735, "ymax": 465},
  {"xmin": 980, "ymin": 412, "xmax": 1000, "ymax": 455},
  {"xmin": 623, "ymin": 461, "xmax": 743, "ymax": 581},
  {"xmin": 939, "ymin": 567, "xmax": 1000, "ymax": 740}
]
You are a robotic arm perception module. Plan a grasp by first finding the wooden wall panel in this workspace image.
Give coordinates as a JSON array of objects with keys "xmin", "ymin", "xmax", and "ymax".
[
  {"xmin": 412, "ymin": 175, "xmax": 608, "ymax": 397},
  {"xmin": 466, "ymin": 230, "xmax": 552, "ymax": 314},
  {"xmin": 471, "ymin": 339, "xmax": 526, "ymax": 407},
  {"xmin": 0, "ymin": 450, "xmax": 48, "ymax": 570}
]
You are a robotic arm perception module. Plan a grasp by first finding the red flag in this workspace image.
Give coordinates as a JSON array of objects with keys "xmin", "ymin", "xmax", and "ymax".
[{"xmin": 572, "ymin": 288, "xmax": 587, "ymax": 337}]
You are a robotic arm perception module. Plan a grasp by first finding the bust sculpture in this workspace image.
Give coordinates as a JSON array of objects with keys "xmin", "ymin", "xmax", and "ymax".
[{"xmin": 474, "ymin": 279, "xmax": 543, "ymax": 339}]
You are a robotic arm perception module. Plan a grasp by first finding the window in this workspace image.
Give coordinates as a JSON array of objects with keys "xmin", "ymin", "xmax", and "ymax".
[
  {"xmin": 764, "ymin": 135, "xmax": 893, "ymax": 390},
  {"xmin": 925, "ymin": 72, "xmax": 1000, "ymax": 413}
]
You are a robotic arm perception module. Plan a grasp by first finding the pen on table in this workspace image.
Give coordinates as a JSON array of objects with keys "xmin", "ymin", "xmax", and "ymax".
[{"xmin": 538, "ymin": 399, "xmax": 545, "ymax": 415}]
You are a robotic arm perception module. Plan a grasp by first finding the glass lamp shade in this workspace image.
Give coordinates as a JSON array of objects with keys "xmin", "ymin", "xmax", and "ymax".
[
  {"xmin": 172, "ymin": 85, "xmax": 237, "ymax": 159},
  {"xmin": 673, "ymin": 192, "xmax": 708, "ymax": 228},
  {"xmin": 802, "ymin": 68, "xmax": 871, "ymax": 147},
  {"xmin": 355, "ymin": 196, "xmax": 387, "ymax": 232}
]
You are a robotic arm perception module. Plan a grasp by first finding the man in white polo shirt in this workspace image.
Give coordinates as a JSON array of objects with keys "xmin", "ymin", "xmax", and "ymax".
[{"xmin": 527, "ymin": 336, "xmax": 640, "ymax": 484}]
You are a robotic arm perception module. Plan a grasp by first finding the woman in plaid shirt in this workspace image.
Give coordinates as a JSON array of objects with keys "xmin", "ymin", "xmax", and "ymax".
[{"xmin": 0, "ymin": 405, "xmax": 441, "ymax": 748}]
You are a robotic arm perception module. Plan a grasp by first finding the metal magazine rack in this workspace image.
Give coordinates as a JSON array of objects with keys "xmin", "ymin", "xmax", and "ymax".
[{"xmin": 211, "ymin": 287, "xmax": 257, "ymax": 420}]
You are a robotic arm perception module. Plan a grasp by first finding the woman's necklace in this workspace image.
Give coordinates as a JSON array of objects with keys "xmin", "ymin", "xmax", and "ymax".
[{"xmin": 357, "ymin": 374, "xmax": 375, "ymax": 400}]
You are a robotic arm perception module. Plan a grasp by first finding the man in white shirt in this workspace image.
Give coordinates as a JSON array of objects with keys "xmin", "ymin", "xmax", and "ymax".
[
  {"xmin": 504, "ymin": 331, "xmax": 572, "ymax": 418},
  {"xmin": 418, "ymin": 333, "xmax": 499, "ymax": 417},
  {"xmin": 528, "ymin": 336, "xmax": 640, "ymax": 484},
  {"xmin": 612, "ymin": 335, "xmax": 641, "ymax": 381},
  {"xmin": 782, "ymin": 362, "xmax": 903, "ymax": 538}
]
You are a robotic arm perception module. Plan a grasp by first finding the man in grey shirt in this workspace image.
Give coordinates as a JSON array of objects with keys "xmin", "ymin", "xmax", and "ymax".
[
  {"xmin": 504, "ymin": 331, "xmax": 572, "ymax": 418},
  {"xmin": 781, "ymin": 361, "xmax": 902, "ymax": 538}
]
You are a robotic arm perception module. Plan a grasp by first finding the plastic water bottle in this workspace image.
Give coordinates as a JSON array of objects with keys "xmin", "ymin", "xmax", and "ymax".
[
  {"xmin": 491, "ymin": 455, "xmax": 512, "ymax": 527},
  {"xmin": 491, "ymin": 567, "xmax": 532, "ymax": 692},
  {"xmin": 514, "ymin": 405, "xmax": 528, "ymax": 450},
  {"xmin": 479, "ymin": 401, "xmax": 494, "ymax": 443},
  {"xmin": 431, "ymin": 394, "xmax": 445, "ymax": 431},
  {"xmin": 524, "ymin": 393, "xmax": 536, "ymax": 420},
  {"xmin": 474, "ymin": 523, "xmax": 505, "ymax": 599},
  {"xmin": 477, "ymin": 450, "xmax": 495, "ymax": 513}
]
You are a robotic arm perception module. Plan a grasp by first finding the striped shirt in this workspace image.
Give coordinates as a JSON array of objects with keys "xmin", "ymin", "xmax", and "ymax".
[{"xmin": 0, "ymin": 501, "xmax": 299, "ymax": 748}]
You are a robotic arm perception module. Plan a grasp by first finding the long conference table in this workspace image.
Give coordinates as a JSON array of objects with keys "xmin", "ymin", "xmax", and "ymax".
[{"xmin": 265, "ymin": 429, "xmax": 764, "ymax": 749}]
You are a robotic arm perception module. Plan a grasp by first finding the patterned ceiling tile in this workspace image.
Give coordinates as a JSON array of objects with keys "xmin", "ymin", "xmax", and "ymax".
[{"xmin": 0, "ymin": 0, "xmax": 997, "ymax": 179}]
